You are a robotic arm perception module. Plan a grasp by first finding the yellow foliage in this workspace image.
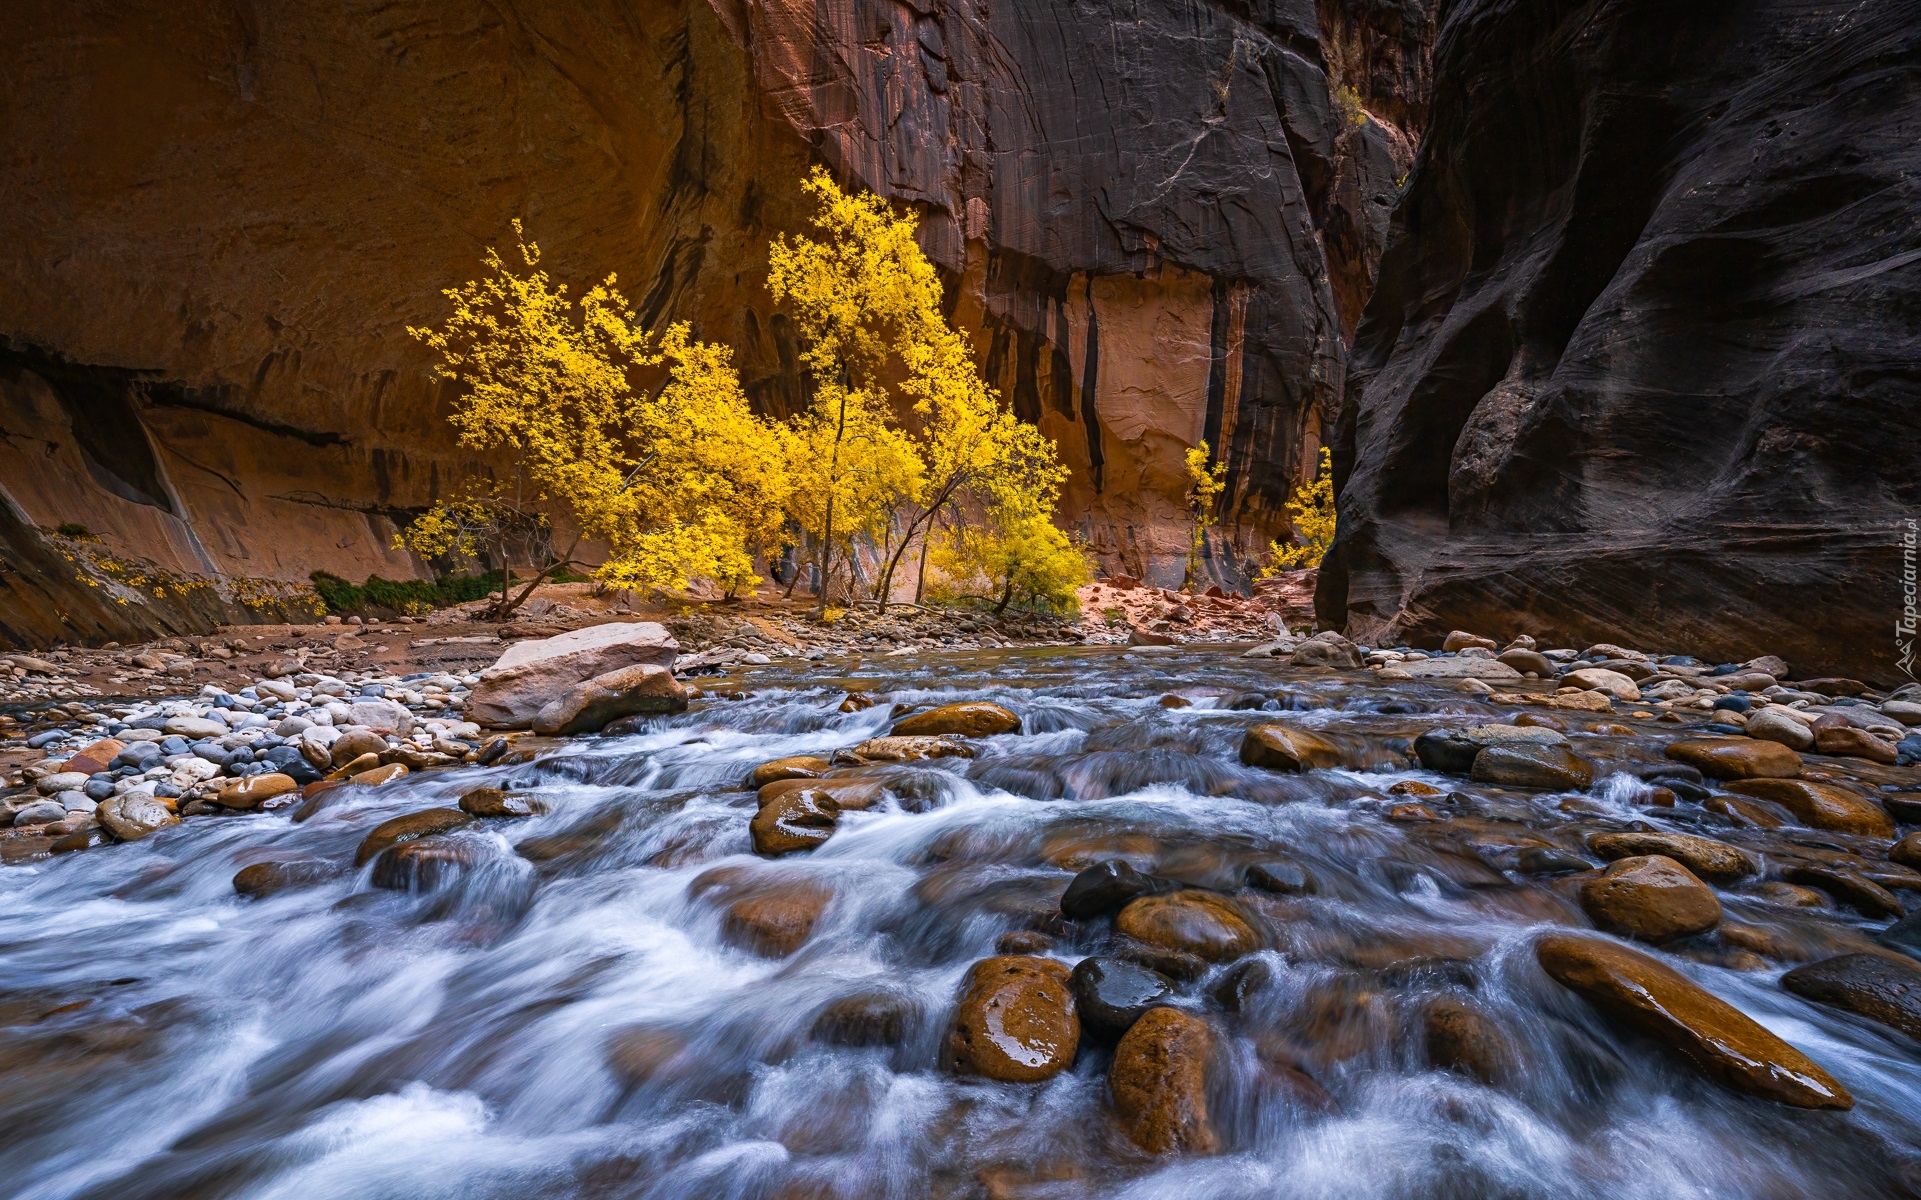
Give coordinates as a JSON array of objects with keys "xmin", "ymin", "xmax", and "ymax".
[
  {"xmin": 400, "ymin": 223, "xmax": 791, "ymax": 604},
  {"xmin": 768, "ymin": 169, "xmax": 1071, "ymax": 606},
  {"xmin": 1184, "ymin": 440, "xmax": 1228, "ymax": 587},
  {"xmin": 927, "ymin": 507, "xmax": 1090, "ymax": 614},
  {"xmin": 1263, "ymin": 446, "xmax": 1336, "ymax": 573}
]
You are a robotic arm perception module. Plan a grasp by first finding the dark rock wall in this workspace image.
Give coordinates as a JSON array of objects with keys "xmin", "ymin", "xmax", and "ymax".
[
  {"xmin": 0, "ymin": 0, "xmax": 1431, "ymax": 646},
  {"xmin": 1319, "ymin": 0, "xmax": 1921, "ymax": 681}
]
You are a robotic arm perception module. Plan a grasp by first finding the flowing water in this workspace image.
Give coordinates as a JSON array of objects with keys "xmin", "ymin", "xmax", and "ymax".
[{"xmin": 3, "ymin": 648, "xmax": 1919, "ymax": 1199}]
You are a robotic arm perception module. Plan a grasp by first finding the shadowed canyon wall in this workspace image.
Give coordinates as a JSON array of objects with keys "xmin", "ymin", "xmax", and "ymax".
[
  {"xmin": 1318, "ymin": 0, "xmax": 1921, "ymax": 682},
  {"xmin": 0, "ymin": 0, "xmax": 1432, "ymax": 646}
]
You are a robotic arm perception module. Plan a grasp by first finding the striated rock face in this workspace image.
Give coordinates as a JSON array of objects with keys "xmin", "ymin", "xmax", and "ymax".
[
  {"xmin": 1, "ymin": 0, "xmax": 1433, "ymax": 646},
  {"xmin": 1318, "ymin": 0, "xmax": 1921, "ymax": 681}
]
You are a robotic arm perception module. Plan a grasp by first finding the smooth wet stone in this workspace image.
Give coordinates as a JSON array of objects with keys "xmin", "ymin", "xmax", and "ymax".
[
  {"xmin": 1071, "ymin": 956, "xmax": 1174, "ymax": 1039},
  {"xmin": 995, "ymin": 930, "xmax": 1054, "ymax": 955},
  {"xmin": 1587, "ymin": 832, "xmax": 1757, "ymax": 884},
  {"xmin": 1882, "ymin": 911, "xmax": 1921, "ymax": 960},
  {"xmin": 946, "ymin": 955, "xmax": 1079, "ymax": 1083},
  {"xmin": 1722, "ymin": 778, "xmax": 1893, "ymax": 837},
  {"xmin": 457, "ymin": 786, "xmax": 543, "ymax": 818},
  {"xmin": 1892, "ymin": 833, "xmax": 1921, "ymax": 871},
  {"xmin": 750, "ymin": 787, "xmax": 839, "ymax": 856},
  {"xmin": 1746, "ymin": 706, "xmax": 1816, "ymax": 750},
  {"xmin": 1244, "ymin": 860, "xmax": 1314, "ymax": 894},
  {"xmin": 370, "ymin": 837, "xmax": 485, "ymax": 890},
  {"xmin": 1400, "ymin": 656, "xmax": 1520, "ymax": 680},
  {"xmin": 747, "ymin": 756, "xmax": 831, "ymax": 787},
  {"xmin": 1414, "ymin": 730, "xmax": 1483, "ymax": 774},
  {"xmin": 1115, "ymin": 891, "xmax": 1260, "ymax": 962},
  {"xmin": 756, "ymin": 777, "xmax": 884, "ymax": 813},
  {"xmin": 1425, "ymin": 995, "xmax": 1516, "ymax": 1084},
  {"xmin": 1564, "ymin": 668, "xmax": 1641, "ymax": 700},
  {"xmin": 1784, "ymin": 866, "xmax": 1902, "ymax": 918},
  {"xmin": 1665, "ymin": 738, "xmax": 1801, "ymax": 780},
  {"xmin": 1580, "ymin": 855, "xmax": 1721, "ymax": 942},
  {"xmin": 1813, "ymin": 723, "xmax": 1899, "ymax": 763},
  {"xmin": 846, "ymin": 735, "xmax": 974, "ymax": 763},
  {"xmin": 213, "ymin": 772, "xmax": 297, "ymax": 810},
  {"xmin": 1498, "ymin": 648, "xmax": 1555, "ymax": 676},
  {"xmin": 349, "ymin": 763, "xmax": 408, "ymax": 787},
  {"xmin": 329, "ymin": 728, "xmax": 388, "ymax": 767},
  {"xmin": 1292, "ymin": 636, "xmax": 1364, "ymax": 670},
  {"xmin": 1060, "ymin": 859, "xmax": 1172, "ymax": 919},
  {"xmin": 891, "ymin": 701, "xmax": 1020, "ymax": 738},
  {"xmin": 1781, "ymin": 953, "xmax": 1921, "ymax": 1041},
  {"xmin": 717, "ymin": 880, "xmax": 833, "ymax": 958},
  {"xmin": 1471, "ymin": 743, "xmax": 1595, "ymax": 790},
  {"xmin": 96, "ymin": 794, "xmax": 177, "ymax": 842},
  {"xmin": 811, "ymin": 992, "xmax": 915, "ymax": 1046},
  {"xmin": 1110, "ymin": 1007, "xmax": 1217, "ymax": 1154},
  {"xmin": 353, "ymin": 808, "xmax": 474, "ymax": 866},
  {"xmin": 1518, "ymin": 847, "xmax": 1593, "ymax": 874},
  {"xmin": 1536, "ymin": 934, "xmax": 1852, "ymax": 1109},
  {"xmin": 1388, "ymin": 779, "xmax": 1443, "ymax": 796},
  {"xmin": 233, "ymin": 858, "xmax": 338, "ymax": 898},
  {"xmin": 1239, "ymin": 724, "xmax": 1342, "ymax": 771},
  {"xmin": 530, "ymin": 662, "xmax": 688, "ymax": 735}
]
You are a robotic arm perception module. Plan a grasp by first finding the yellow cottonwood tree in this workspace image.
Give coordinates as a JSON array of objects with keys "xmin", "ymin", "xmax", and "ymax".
[
  {"xmin": 1263, "ymin": 445, "xmax": 1336, "ymax": 573},
  {"xmin": 401, "ymin": 222, "xmax": 791, "ymax": 613},
  {"xmin": 1184, "ymin": 441, "xmax": 1228, "ymax": 588},
  {"xmin": 768, "ymin": 168, "xmax": 1072, "ymax": 607}
]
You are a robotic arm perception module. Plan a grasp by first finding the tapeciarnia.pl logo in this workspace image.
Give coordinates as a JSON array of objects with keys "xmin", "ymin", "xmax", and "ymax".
[{"xmin": 1901, "ymin": 517, "xmax": 1918, "ymax": 681}]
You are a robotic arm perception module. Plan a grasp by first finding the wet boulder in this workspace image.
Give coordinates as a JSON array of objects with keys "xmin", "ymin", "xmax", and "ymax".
[
  {"xmin": 1470, "ymin": 743, "xmax": 1595, "ymax": 790},
  {"xmin": 1239, "ymin": 724, "xmax": 1342, "ymax": 771},
  {"xmin": 718, "ymin": 881, "xmax": 833, "ymax": 958},
  {"xmin": 457, "ymin": 787, "xmax": 544, "ymax": 818},
  {"xmin": 233, "ymin": 858, "xmax": 338, "ymax": 898},
  {"xmin": 1518, "ymin": 847, "xmax": 1593, "ymax": 875},
  {"xmin": 749, "ymin": 786, "xmax": 839, "ymax": 856},
  {"xmin": 1115, "ymin": 891, "xmax": 1261, "ymax": 962},
  {"xmin": 1579, "ymin": 855, "xmax": 1721, "ymax": 942},
  {"xmin": 1586, "ymin": 832, "xmax": 1757, "ymax": 884},
  {"xmin": 1746, "ymin": 706, "xmax": 1816, "ymax": 750},
  {"xmin": 1784, "ymin": 866, "xmax": 1902, "ymax": 918},
  {"xmin": 946, "ymin": 955, "xmax": 1079, "ymax": 1083},
  {"xmin": 845, "ymin": 735, "xmax": 975, "ymax": 763},
  {"xmin": 1536, "ymin": 934, "xmax": 1851, "ymax": 1109},
  {"xmin": 1070, "ymin": 956, "xmax": 1174, "ymax": 1040},
  {"xmin": 747, "ymin": 756, "xmax": 831, "ymax": 787},
  {"xmin": 370, "ymin": 835, "xmax": 486, "ymax": 890},
  {"xmin": 1424, "ymin": 996, "xmax": 1516, "ymax": 1084},
  {"xmin": 891, "ymin": 702, "xmax": 1020, "ymax": 738},
  {"xmin": 329, "ymin": 729, "xmax": 388, "ymax": 768},
  {"xmin": 1812, "ymin": 722, "xmax": 1899, "ymax": 763},
  {"xmin": 1291, "ymin": 633, "xmax": 1364, "ymax": 669},
  {"xmin": 1060, "ymin": 859, "xmax": 1173, "ymax": 919},
  {"xmin": 756, "ymin": 777, "xmax": 885, "ymax": 813},
  {"xmin": 212, "ymin": 772, "xmax": 298, "ymax": 810},
  {"xmin": 1414, "ymin": 730, "xmax": 1483, "ymax": 774},
  {"xmin": 1563, "ymin": 668, "xmax": 1641, "ymax": 701},
  {"xmin": 811, "ymin": 991, "xmax": 916, "ymax": 1047},
  {"xmin": 530, "ymin": 662, "xmax": 688, "ymax": 735},
  {"xmin": 1781, "ymin": 953, "xmax": 1921, "ymax": 1042},
  {"xmin": 96, "ymin": 793, "xmax": 177, "ymax": 842},
  {"xmin": 1893, "ymin": 832, "xmax": 1921, "ymax": 871},
  {"xmin": 354, "ymin": 808, "xmax": 474, "ymax": 866},
  {"xmin": 1723, "ymin": 779, "xmax": 1894, "ymax": 837},
  {"xmin": 465, "ymin": 621, "xmax": 678, "ymax": 728},
  {"xmin": 1109, "ymin": 1007, "xmax": 1218, "ymax": 1154},
  {"xmin": 1663, "ymin": 738, "xmax": 1801, "ymax": 780},
  {"xmin": 1244, "ymin": 859, "xmax": 1314, "ymax": 895}
]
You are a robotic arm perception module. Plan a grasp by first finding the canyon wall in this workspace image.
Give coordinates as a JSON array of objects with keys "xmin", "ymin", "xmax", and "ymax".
[
  {"xmin": 0, "ymin": 0, "xmax": 1431, "ymax": 646},
  {"xmin": 1318, "ymin": 0, "xmax": 1921, "ymax": 682}
]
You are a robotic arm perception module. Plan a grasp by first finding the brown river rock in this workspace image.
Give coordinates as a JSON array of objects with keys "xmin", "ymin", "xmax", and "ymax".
[
  {"xmin": 891, "ymin": 702, "xmax": 1020, "ymax": 738},
  {"xmin": 1116, "ymin": 891, "xmax": 1261, "ymax": 962},
  {"xmin": 353, "ymin": 808, "xmax": 474, "ymax": 866},
  {"xmin": 1662, "ymin": 740, "xmax": 1802, "ymax": 781},
  {"xmin": 1781, "ymin": 954, "xmax": 1921, "ymax": 1042},
  {"xmin": 1723, "ymin": 779, "xmax": 1895, "ymax": 838},
  {"xmin": 1110, "ymin": 1007, "xmax": 1218, "ymax": 1154},
  {"xmin": 947, "ymin": 956, "xmax": 1079, "ymax": 1083},
  {"xmin": 1537, "ymin": 934, "xmax": 1852, "ymax": 1109},
  {"xmin": 749, "ymin": 788, "xmax": 840, "ymax": 857},
  {"xmin": 1579, "ymin": 855, "xmax": 1721, "ymax": 943},
  {"xmin": 1239, "ymin": 725, "xmax": 1343, "ymax": 772},
  {"xmin": 747, "ymin": 757, "xmax": 831, "ymax": 788},
  {"xmin": 1585, "ymin": 832, "xmax": 1757, "ymax": 884}
]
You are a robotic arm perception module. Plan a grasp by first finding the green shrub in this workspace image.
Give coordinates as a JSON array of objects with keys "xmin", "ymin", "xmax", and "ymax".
[{"xmin": 309, "ymin": 569, "xmax": 507, "ymax": 615}]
